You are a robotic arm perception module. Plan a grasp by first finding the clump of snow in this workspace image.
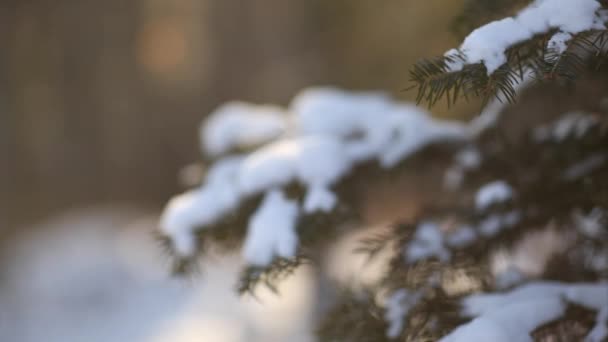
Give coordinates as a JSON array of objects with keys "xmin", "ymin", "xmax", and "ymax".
[
  {"xmin": 238, "ymin": 136, "xmax": 351, "ymax": 195},
  {"xmin": 383, "ymin": 289, "xmax": 422, "ymax": 339},
  {"xmin": 242, "ymin": 190, "xmax": 299, "ymax": 266},
  {"xmin": 292, "ymin": 87, "xmax": 393, "ymax": 140},
  {"xmin": 561, "ymin": 153, "xmax": 607, "ymax": 180},
  {"xmin": 455, "ymin": 147, "xmax": 481, "ymax": 170},
  {"xmin": 477, "ymin": 210, "xmax": 522, "ymax": 237},
  {"xmin": 445, "ymin": 0, "xmax": 604, "ymax": 74},
  {"xmin": 444, "ymin": 147, "xmax": 482, "ymax": 190},
  {"xmin": 494, "ymin": 266, "xmax": 526, "ymax": 290},
  {"xmin": 441, "ymin": 297, "xmax": 566, "ymax": 342},
  {"xmin": 405, "ymin": 222, "xmax": 451, "ymax": 263},
  {"xmin": 445, "ymin": 225, "xmax": 477, "ymax": 249},
  {"xmin": 475, "ymin": 181, "xmax": 513, "ymax": 211},
  {"xmin": 502, "ymin": 210, "xmax": 522, "ymax": 227},
  {"xmin": 292, "ymin": 88, "xmax": 467, "ymax": 166},
  {"xmin": 588, "ymin": 306, "xmax": 608, "ymax": 342},
  {"xmin": 443, "ymin": 166, "xmax": 465, "ymax": 191},
  {"xmin": 477, "ymin": 215, "xmax": 504, "ymax": 237},
  {"xmin": 547, "ymin": 31, "xmax": 573, "ymax": 54},
  {"xmin": 303, "ymin": 185, "xmax": 337, "ymax": 214},
  {"xmin": 573, "ymin": 207, "xmax": 606, "ymax": 238},
  {"xmin": 160, "ymin": 157, "xmax": 243, "ymax": 257},
  {"xmin": 161, "ymin": 87, "xmax": 470, "ymax": 265},
  {"xmin": 564, "ymin": 282, "xmax": 608, "ymax": 311},
  {"xmin": 444, "ymin": 281, "xmax": 608, "ymax": 342},
  {"xmin": 377, "ymin": 104, "xmax": 468, "ymax": 168},
  {"xmin": 202, "ymin": 101, "xmax": 288, "ymax": 157},
  {"xmin": 587, "ymin": 248, "xmax": 608, "ymax": 272},
  {"xmin": 533, "ymin": 111, "xmax": 600, "ymax": 143}
]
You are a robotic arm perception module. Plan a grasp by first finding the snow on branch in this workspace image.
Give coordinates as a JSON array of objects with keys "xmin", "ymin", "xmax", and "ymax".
[
  {"xmin": 202, "ymin": 101, "xmax": 287, "ymax": 157},
  {"xmin": 441, "ymin": 281, "xmax": 608, "ymax": 342},
  {"xmin": 160, "ymin": 87, "xmax": 469, "ymax": 266},
  {"xmin": 410, "ymin": 0, "xmax": 608, "ymax": 107},
  {"xmin": 445, "ymin": 0, "xmax": 604, "ymax": 74}
]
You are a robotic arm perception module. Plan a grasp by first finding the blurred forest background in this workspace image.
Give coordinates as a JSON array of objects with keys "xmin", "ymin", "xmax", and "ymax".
[{"xmin": 0, "ymin": 0, "xmax": 470, "ymax": 233}]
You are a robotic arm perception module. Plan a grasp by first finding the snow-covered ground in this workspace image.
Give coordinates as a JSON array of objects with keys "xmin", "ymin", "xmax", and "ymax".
[{"xmin": 0, "ymin": 208, "xmax": 316, "ymax": 342}]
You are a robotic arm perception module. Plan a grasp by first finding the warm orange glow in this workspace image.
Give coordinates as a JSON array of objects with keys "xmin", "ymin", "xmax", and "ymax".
[{"xmin": 137, "ymin": 19, "xmax": 189, "ymax": 76}]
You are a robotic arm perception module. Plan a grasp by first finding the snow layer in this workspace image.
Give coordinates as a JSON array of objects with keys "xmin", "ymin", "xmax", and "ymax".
[
  {"xmin": 446, "ymin": 0, "xmax": 604, "ymax": 74},
  {"xmin": 588, "ymin": 306, "xmax": 608, "ymax": 342},
  {"xmin": 405, "ymin": 222, "xmax": 451, "ymax": 263},
  {"xmin": 384, "ymin": 289, "xmax": 422, "ymax": 338},
  {"xmin": 443, "ymin": 147, "xmax": 482, "ymax": 190},
  {"xmin": 442, "ymin": 297, "xmax": 565, "ymax": 342},
  {"xmin": 561, "ymin": 153, "xmax": 607, "ymax": 180},
  {"xmin": 441, "ymin": 281, "xmax": 608, "ymax": 342},
  {"xmin": 239, "ymin": 136, "xmax": 351, "ymax": 195},
  {"xmin": 160, "ymin": 157, "xmax": 243, "ymax": 256},
  {"xmin": 162, "ymin": 87, "xmax": 469, "ymax": 265},
  {"xmin": 202, "ymin": 101, "xmax": 287, "ymax": 157},
  {"xmin": 573, "ymin": 207, "xmax": 606, "ymax": 238},
  {"xmin": 533, "ymin": 111, "xmax": 600, "ymax": 142},
  {"xmin": 475, "ymin": 181, "xmax": 513, "ymax": 211},
  {"xmin": 242, "ymin": 190, "xmax": 299, "ymax": 266},
  {"xmin": 547, "ymin": 31, "xmax": 573, "ymax": 54},
  {"xmin": 477, "ymin": 210, "xmax": 521, "ymax": 237},
  {"xmin": 445, "ymin": 225, "xmax": 477, "ymax": 249},
  {"xmin": 292, "ymin": 88, "xmax": 467, "ymax": 166}
]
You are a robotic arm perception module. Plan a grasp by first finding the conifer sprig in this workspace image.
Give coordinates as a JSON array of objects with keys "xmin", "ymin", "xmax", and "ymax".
[{"xmin": 410, "ymin": 29, "xmax": 608, "ymax": 108}]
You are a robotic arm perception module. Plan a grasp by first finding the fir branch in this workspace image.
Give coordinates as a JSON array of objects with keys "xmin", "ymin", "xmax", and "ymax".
[
  {"xmin": 318, "ymin": 108, "xmax": 608, "ymax": 341},
  {"xmin": 317, "ymin": 289, "xmax": 388, "ymax": 342},
  {"xmin": 236, "ymin": 255, "xmax": 310, "ymax": 295},
  {"xmin": 410, "ymin": 29, "xmax": 608, "ymax": 108},
  {"xmin": 353, "ymin": 225, "xmax": 401, "ymax": 263}
]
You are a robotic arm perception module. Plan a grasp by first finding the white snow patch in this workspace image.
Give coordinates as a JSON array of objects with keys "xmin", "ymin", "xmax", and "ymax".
[
  {"xmin": 494, "ymin": 266, "xmax": 526, "ymax": 290},
  {"xmin": 443, "ymin": 281, "xmax": 608, "ymax": 342},
  {"xmin": 478, "ymin": 215, "xmax": 505, "ymax": 237},
  {"xmin": 292, "ymin": 87, "xmax": 393, "ymax": 139},
  {"xmin": 534, "ymin": 111, "xmax": 600, "ymax": 142},
  {"xmin": 162, "ymin": 87, "xmax": 470, "ymax": 264},
  {"xmin": 384, "ymin": 289, "xmax": 422, "ymax": 339},
  {"xmin": 455, "ymin": 147, "xmax": 481, "ymax": 170},
  {"xmin": 475, "ymin": 181, "xmax": 513, "ymax": 211},
  {"xmin": 441, "ymin": 297, "xmax": 565, "ymax": 342},
  {"xmin": 445, "ymin": 0, "xmax": 604, "ymax": 74},
  {"xmin": 160, "ymin": 157, "xmax": 243, "ymax": 257},
  {"xmin": 445, "ymin": 225, "xmax": 477, "ymax": 249},
  {"xmin": 405, "ymin": 222, "xmax": 450, "ymax": 263},
  {"xmin": 561, "ymin": 153, "xmax": 607, "ymax": 180},
  {"xmin": 202, "ymin": 101, "xmax": 287, "ymax": 157},
  {"xmin": 547, "ymin": 31, "xmax": 572, "ymax": 54},
  {"xmin": 443, "ymin": 147, "xmax": 482, "ymax": 190},
  {"xmin": 238, "ymin": 136, "xmax": 351, "ymax": 195},
  {"xmin": 242, "ymin": 190, "xmax": 299, "ymax": 266},
  {"xmin": 378, "ymin": 105, "xmax": 468, "ymax": 168},
  {"xmin": 588, "ymin": 306, "xmax": 608, "ymax": 342},
  {"xmin": 444, "ymin": 166, "xmax": 465, "ymax": 191},
  {"xmin": 292, "ymin": 88, "xmax": 468, "ymax": 166},
  {"xmin": 476, "ymin": 210, "xmax": 521, "ymax": 238},
  {"xmin": 303, "ymin": 185, "xmax": 337, "ymax": 214},
  {"xmin": 573, "ymin": 207, "xmax": 606, "ymax": 238}
]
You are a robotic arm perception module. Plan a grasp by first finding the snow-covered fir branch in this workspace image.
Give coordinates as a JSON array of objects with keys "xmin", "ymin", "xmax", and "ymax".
[
  {"xmin": 445, "ymin": 0, "xmax": 605, "ymax": 74},
  {"xmin": 160, "ymin": 87, "xmax": 469, "ymax": 266},
  {"xmin": 319, "ymin": 105, "xmax": 608, "ymax": 341},
  {"xmin": 410, "ymin": 0, "xmax": 608, "ymax": 107}
]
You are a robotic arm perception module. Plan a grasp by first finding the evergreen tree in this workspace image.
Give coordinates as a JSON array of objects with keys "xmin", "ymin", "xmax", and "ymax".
[{"xmin": 159, "ymin": 1, "xmax": 608, "ymax": 340}]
